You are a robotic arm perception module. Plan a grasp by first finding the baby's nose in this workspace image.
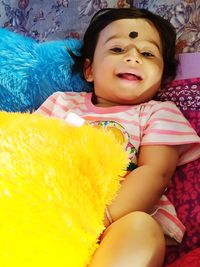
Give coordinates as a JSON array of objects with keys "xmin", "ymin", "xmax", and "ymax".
[{"xmin": 124, "ymin": 49, "xmax": 142, "ymax": 64}]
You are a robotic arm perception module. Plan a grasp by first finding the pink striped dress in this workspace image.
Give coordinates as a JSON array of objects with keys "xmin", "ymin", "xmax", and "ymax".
[{"xmin": 35, "ymin": 91, "xmax": 200, "ymax": 242}]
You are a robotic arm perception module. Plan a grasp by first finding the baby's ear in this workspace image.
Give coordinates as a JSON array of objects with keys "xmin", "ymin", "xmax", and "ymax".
[{"xmin": 83, "ymin": 59, "xmax": 93, "ymax": 82}]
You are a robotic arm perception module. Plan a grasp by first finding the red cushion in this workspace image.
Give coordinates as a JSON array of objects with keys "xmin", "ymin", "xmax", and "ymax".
[
  {"xmin": 155, "ymin": 78, "xmax": 200, "ymax": 265},
  {"xmin": 166, "ymin": 248, "xmax": 200, "ymax": 267}
]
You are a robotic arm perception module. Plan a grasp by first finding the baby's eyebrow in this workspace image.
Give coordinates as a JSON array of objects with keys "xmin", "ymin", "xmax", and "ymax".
[
  {"xmin": 140, "ymin": 40, "xmax": 161, "ymax": 52},
  {"xmin": 103, "ymin": 34, "xmax": 122, "ymax": 44}
]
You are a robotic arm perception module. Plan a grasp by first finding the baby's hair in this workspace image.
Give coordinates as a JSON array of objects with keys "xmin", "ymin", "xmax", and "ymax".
[{"xmin": 72, "ymin": 7, "xmax": 178, "ymax": 85}]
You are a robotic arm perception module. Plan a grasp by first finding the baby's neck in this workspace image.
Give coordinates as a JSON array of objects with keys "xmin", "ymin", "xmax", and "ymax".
[{"xmin": 92, "ymin": 93, "xmax": 121, "ymax": 107}]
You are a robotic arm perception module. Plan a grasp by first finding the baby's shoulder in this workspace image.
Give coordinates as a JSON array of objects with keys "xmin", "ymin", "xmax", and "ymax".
[
  {"xmin": 140, "ymin": 100, "xmax": 179, "ymax": 113},
  {"xmin": 137, "ymin": 100, "xmax": 183, "ymax": 122},
  {"xmin": 50, "ymin": 91, "xmax": 88, "ymax": 101},
  {"xmin": 143, "ymin": 100, "xmax": 177, "ymax": 109}
]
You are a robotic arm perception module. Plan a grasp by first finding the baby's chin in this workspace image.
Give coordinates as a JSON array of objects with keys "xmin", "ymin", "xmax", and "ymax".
[{"xmin": 115, "ymin": 91, "xmax": 158, "ymax": 105}]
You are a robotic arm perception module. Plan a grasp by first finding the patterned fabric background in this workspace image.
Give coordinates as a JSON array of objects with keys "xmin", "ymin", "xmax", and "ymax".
[{"xmin": 0, "ymin": 0, "xmax": 199, "ymax": 53}]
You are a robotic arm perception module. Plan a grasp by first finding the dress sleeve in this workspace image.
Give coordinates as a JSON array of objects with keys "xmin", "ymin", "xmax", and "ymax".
[
  {"xmin": 141, "ymin": 101, "xmax": 200, "ymax": 166},
  {"xmin": 34, "ymin": 92, "xmax": 70, "ymax": 120},
  {"xmin": 35, "ymin": 93, "xmax": 57, "ymax": 116}
]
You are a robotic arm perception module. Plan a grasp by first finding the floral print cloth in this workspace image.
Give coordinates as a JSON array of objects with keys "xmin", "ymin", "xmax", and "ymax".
[{"xmin": 0, "ymin": 0, "xmax": 199, "ymax": 52}]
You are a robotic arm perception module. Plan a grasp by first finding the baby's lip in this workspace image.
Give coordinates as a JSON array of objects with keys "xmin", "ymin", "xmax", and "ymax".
[{"xmin": 117, "ymin": 72, "xmax": 143, "ymax": 81}]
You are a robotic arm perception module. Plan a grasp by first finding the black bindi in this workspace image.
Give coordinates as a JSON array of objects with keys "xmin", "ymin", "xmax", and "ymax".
[{"xmin": 129, "ymin": 31, "xmax": 138, "ymax": 39}]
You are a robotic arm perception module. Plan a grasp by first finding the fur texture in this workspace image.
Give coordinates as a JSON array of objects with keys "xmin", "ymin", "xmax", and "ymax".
[
  {"xmin": 0, "ymin": 111, "xmax": 128, "ymax": 267},
  {"xmin": 0, "ymin": 28, "xmax": 91, "ymax": 112}
]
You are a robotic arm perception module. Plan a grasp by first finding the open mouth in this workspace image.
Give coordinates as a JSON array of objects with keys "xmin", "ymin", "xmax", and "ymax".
[{"xmin": 117, "ymin": 73, "xmax": 142, "ymax": 81}]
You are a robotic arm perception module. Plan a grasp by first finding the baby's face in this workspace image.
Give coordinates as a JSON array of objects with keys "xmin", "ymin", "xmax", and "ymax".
[{"xmin": 84, "ymin": 18, "xmax": 164, "ymax": 107}]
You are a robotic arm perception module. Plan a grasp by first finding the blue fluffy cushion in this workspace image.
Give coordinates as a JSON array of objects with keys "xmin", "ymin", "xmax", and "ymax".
[{"xmin": 0, "ymin": 28, "xmax": 91, "ymax": 112}]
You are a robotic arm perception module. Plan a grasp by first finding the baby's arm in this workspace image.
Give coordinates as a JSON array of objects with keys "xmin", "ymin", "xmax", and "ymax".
[{"xmin": 107, "ymin": 145, "xmax": 179, "ymax": 223}]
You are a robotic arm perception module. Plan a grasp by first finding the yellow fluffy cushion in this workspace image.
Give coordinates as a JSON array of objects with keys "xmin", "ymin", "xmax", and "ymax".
[{"xmin": 0, "ymin": 112, "xmax": 128, "ymax": 267}]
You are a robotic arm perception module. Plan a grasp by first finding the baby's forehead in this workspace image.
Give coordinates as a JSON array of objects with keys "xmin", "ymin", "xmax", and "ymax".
[
  {"xmin": 100, "ymin": 19, "xmax": 159, "ymax": 37},
  {"xmin": 98, "ymin": 19, "xmax": 162, "ymax": 47},
  {"xmin": 104, "ymin": 18, "xmax": 156, "ymax": 29}
]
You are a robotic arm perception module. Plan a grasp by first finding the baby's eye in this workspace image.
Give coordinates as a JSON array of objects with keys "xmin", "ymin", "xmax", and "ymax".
[
  {"xmin": 141, "ymin": 51, "xmax": 154, "ymax": 57},
  {"xmin": 110, "ymin": 47, "xmax": 125, "ymax": 53}
]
